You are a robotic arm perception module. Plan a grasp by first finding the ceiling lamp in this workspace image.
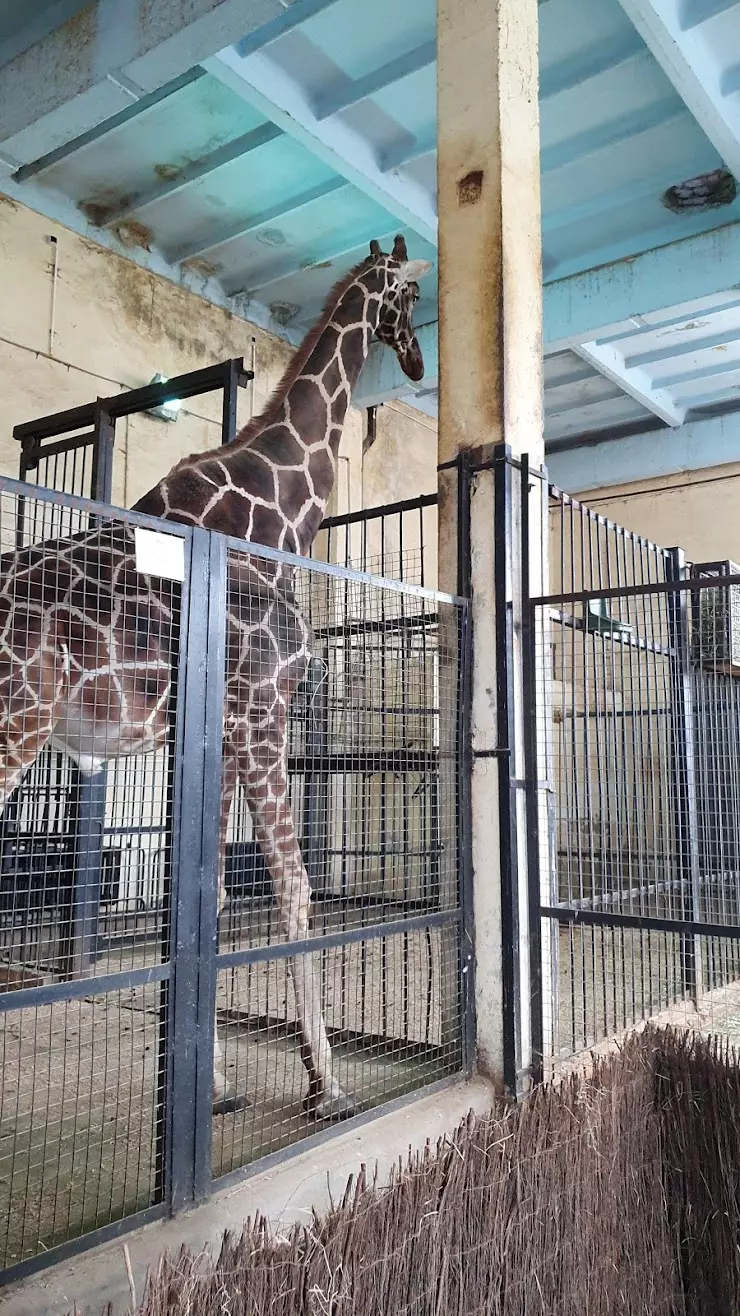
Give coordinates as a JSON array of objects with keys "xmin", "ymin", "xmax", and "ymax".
[{"xmin": 146, "ymin": 374, "xmax": 181, "ymax": 423}]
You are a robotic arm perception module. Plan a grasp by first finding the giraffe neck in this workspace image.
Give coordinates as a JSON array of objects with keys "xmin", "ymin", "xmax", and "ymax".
[
  {"xmin": 133, "ymin": 260, "xmax": 395, "ymax": 555},
  {"xmin": 215, "ymin": 265, "xmax": 387, "ymax": 554}
]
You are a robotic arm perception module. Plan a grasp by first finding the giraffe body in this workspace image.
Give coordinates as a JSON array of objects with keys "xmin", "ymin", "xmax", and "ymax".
[{"xmin": 0, "ymin": 237, "xmax": 432, "ymax": 1119}]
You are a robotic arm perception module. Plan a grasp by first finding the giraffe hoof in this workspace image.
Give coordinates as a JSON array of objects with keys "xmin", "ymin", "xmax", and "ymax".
[
  {"xmin": 305, "ymin": 1088, "xmax": 357, "ymax": 1122},
  {"xmin": 213, "ymin": 1093, "xmax": 250, "ymax": 1116}
]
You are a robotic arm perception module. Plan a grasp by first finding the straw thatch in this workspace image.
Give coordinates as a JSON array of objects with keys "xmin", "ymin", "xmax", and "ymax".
[{"xmin": 105, "ymin": 1026, "xmax": 740, "ymax": 1316}]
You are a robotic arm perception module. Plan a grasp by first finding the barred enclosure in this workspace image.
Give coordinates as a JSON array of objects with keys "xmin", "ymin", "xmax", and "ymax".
[
  {"xmin": 529, "ymin": 477, "xmax": 740, "ymax": 1077},
  {"xmin": 0, "ymin": 476, "xmax": 466, "ymax": 1280}
]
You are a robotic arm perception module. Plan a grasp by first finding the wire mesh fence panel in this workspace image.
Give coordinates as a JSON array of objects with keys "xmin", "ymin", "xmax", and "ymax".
[
  {"xmin": 0, "ymin": 980, "xmax": 166, "ymax": 1269},
  {"xmin": 314, "ymin": 495, "xmax": 438, "ymax": 587},
  {"xmin": 7, "ymin": 438, "xmax": 108, "ymax": 948},
  {"xmin": 213, "ymin": 541, "xmax": 464, "ymax": 1177},
  {"xmin": 0, "ymin": 479, "xmax": 188, "ymax": 1272},
  {"xmin": 213, "ymin": 928, "xmax": 462, "ymax": 1175},
  {"xmin": 532, "ymin": 487, "xmax": 740, "ymax": 1076}
]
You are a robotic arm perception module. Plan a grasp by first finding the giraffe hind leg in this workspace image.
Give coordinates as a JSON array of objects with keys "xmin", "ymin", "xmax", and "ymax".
[{"xmin": 239, "ymin": 730, "xmax": 356, "ymax": 1122}]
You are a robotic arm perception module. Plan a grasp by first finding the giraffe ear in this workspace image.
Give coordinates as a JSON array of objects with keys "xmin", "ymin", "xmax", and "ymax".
[
  {"xmin": 392, "ymin": 235, "xmax": 409, "ymax": 261},
  {"xmin": 395, "ymin": 259, "xmax": 433, "ymax": 286},
  {"xmin": 369, "ymin": 240, "xmax": 382, "ymax": 257}
]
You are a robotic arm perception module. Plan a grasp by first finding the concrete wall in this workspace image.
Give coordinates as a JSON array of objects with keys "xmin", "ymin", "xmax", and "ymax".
[
  {"xmin": 0, "ymin": 193, "xmax": 438, "ymax": 520},
  {"xmin": 567, "ymin": 462, "xmax": 740, "ymax": 565}
]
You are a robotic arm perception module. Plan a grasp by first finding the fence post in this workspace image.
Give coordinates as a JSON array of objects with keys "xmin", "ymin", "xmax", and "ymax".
[
  {"xmin": 520, "ymin": 456, "xmax": 546, "ymax": 1086},
  {"xmin": 456, "ymin": 453, "xmax": 476, "ymax": 1075},
  {"xmin": 666, "ymin": 547, "xmax": 703, "ymax": 1006},
  {"xmin": 221, "ymin": 359, "xmax": 241, "ymax": 445},
  {"xmin": 165, "ymin": 528, "xmax": 226, "ymax": 1212},
  {"xmin": 492, "ymin": 448, "xmax": 521, "ymax": 1094}
]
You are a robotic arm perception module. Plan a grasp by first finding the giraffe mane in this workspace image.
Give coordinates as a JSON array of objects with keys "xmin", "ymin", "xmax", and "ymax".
[{"xmin": 220, "ymin": 251, "xmax": 381, "ymax": 454}]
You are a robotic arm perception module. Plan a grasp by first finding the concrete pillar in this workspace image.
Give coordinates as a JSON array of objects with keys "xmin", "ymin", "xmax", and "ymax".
[{"xmin": 437, "ymin": 0, "xmax": 546, "ymax": 1091}]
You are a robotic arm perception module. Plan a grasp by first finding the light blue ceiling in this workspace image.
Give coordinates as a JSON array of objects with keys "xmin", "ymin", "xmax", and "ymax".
[{"xmin": 2, "ymin": 0, "xmax": 740, "ymax": 448}]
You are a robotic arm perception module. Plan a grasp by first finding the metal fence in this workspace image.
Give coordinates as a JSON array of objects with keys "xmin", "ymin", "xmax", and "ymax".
[
  {"xmin": 525, "ymin": 473, "xmax": 740, "ymax": 1078},
  {"xmin": 0, "ymin": 476, "xmax": 467, "ymax": 1281},
  {"xmin": 314, "ymin": 493, "xmax": 438, "ymax": 586}
]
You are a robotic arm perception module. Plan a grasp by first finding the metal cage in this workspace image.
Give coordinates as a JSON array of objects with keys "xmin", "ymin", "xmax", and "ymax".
[{"xmin": 0, "ymin": 467, "xmax": 467, "ymax": 1281}]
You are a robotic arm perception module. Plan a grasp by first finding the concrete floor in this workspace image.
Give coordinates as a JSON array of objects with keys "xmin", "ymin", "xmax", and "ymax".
[{"xmin": 0, "ymin": 1076, "xmax": 495, "ymax": 1316}]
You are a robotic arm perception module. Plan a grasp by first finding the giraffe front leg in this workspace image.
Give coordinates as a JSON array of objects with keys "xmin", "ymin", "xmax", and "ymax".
[
  {"xmin": 211, "ymin": 745, "xmax": 250, "ymax": 1117},
  {"xmin": 245, "ymin": 755, "xmax": 356, "ymax": 1122}
]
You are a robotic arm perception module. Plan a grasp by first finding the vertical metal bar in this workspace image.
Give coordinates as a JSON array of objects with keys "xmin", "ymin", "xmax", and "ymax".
[
  {"xmin": 166, "ymin": 529, "xmax": 226, "ymax": 1211},
  {"xmin": 492, "ymin": 448, "xmax": 519, "ymax": 1095},
  {"xmin": 57, "ymin": 773, "xmax": 107, "ymax": 979},
  {"xmin": 521, "ymin": 455, "xmax": 544, "ymax": 1086},
  {"xmin": 456, "ymin": 452, "xmax": 475, "ymax": 1075},
  {"xmin": 666, "ymin": 548, "xmax": 703, "ymax": 1005},
  {"xmin": 193, "ymin": 533, "xmax": 227, "ymax": 1201},
  {"xmin": 16, "ymin": 438, "xmax": 38, "ymax": 547},
  {"xmin": 221, "ymin": 360, "xmax": 240, "ymax": 445},
  {"xmin": 61, "ymin": 407, "xmax": 115, "ymax": 978},
  {"xmin": 90, "ymin": 405, "xmax": 115, "ymax": 502}
]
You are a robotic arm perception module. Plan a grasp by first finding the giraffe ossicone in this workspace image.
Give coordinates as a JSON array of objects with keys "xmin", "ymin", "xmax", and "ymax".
[{"xmin": 0, "ymin": 234, "xmax": 432, "ymax": 1122}]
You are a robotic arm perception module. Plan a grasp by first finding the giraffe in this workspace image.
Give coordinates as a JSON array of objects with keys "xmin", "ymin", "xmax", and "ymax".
[{"xmin": 0, "ymin": 235, "xmax": 433, "ymax": 1121}]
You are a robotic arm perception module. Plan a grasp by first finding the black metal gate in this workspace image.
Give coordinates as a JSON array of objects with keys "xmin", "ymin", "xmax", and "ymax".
[
  {"xmin": 0, "ymin": 469, "xmax": 467, "ymax": 1282},
  {"xmin": 522, "ymin": 468, "xmax": 740, "ymax": 1079}
]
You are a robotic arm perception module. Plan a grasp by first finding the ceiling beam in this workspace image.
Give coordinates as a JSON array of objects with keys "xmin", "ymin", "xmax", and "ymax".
[
  {"xmin": 542, "ymin": 147, "xmax": 714, "ymax": 234},
  {"xmin": 169, "ymin": 178, "xmax": 349, "ymax": 264},
  {"xmin": 538, "ymin": 29, "xmax": 645, "ymax": 99},
  {"xmin": 99, "ymin": 122, "xmax": 282, "ymax": 227},
  {"xmin": 540, "ymin": 97, "xmax": 684, "ymax": 173},
  {"xmin": 573, "ymin": 341, "xmax": 685, "ymax": 425},
  {"xmin": 616, "ymin": 0, "xmax": 740, "ymax": 177},
  {"xmin": 547, "ymin": 409, "xmax": 740, "ymax": 492},
  {"xmin": 236, "ymin": 0, "xmax": 343, "ymax": 57},
  {"xmin": 226, "ymin": 225, "xmax": 402, "ymax": 300},
  {"xmin": 356, "ymin": 223, "xmax": 740, "ymax": 405},
  {"xmin": 380, "ymin": 133, "xmax": 436, "ymax": 173},
  {"xmin": 0, "ymin": 0, "xmax": 289, "ymax": 167},
  {"xmin": 315, "ymin": 40, "xmax": 436, "ymax": 120},
  {"xmin": 203, "ymin": 46, "xmax": 438, "ymax": 244},
  {"xmin": 681, "ymin": 0, "xmax": 739, "ymax": 27},
  {"xmin": 545, "ymin": 221, "xmax": 740, "ymax": 350},
  {"xmin": 13, "ymin": 68, "xmax": 207, "ymax": 182}
]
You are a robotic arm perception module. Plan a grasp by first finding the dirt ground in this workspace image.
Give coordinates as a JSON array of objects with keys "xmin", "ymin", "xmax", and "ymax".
[
  {"xmin": 2, "ymin": 919, "xmax": 739, "ymax": 1272},
  {"xmin": 0, "ymin": 926, "xmax": 458, "ymax": 1269}
]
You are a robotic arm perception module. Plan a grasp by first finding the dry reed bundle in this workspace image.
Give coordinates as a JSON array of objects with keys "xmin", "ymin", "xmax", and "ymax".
[{"xmin": 94, "ymin": 1026, "xmax": 740, "ymax": 1316}]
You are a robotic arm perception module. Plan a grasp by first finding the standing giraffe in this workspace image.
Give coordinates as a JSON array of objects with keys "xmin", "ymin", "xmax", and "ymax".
[{"xmin": 0, "ymin": 236, "xmax": 432, "ymax": 1120}]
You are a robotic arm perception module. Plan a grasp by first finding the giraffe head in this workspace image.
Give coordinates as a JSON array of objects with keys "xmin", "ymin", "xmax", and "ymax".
[{"xmin": 370, "ymin": 235, "xmax": 433, "ymax": 383}]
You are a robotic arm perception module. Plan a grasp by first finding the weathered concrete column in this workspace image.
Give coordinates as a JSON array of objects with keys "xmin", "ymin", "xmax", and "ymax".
[{"xmin": 437, "ymin": 0, "xmax": 545, "ymax": 1090}]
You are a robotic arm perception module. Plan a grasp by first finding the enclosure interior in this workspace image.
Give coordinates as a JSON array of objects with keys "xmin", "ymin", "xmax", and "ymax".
[{"xmin": 535, "ymin": 485, "xmax": 740, "ymax": 1075}]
